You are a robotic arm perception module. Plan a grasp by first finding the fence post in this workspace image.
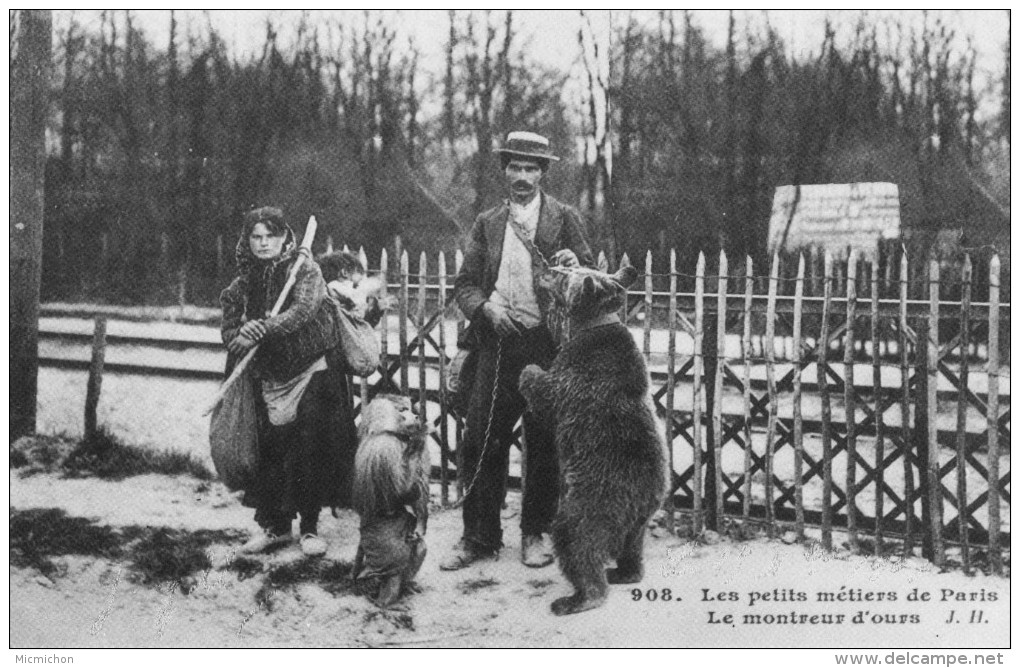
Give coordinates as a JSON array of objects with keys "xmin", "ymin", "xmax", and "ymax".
[
  {"xmin": 378, "ymin": 249, "xmax": 390, "ymax": 391},
  {"xmin": 986, "ymin": 254, "xmax": 1002, "ymax": 574},
  {"xmin": 740, "ymin": 256, "xmax": 754, "ymax": 523},
  {"xmin": 819, "ymin": 252, "xmax": 834, "ymax": 550},
  {"xmin": 454, "ymin": 249, "xmax": 465, "ymax": 500},
  {"xmin": 896, "ymin": 251, "xmax": 916, "ymax": 557},
  {"xmin": 954, "ymin": 255, "xmax": 972, "ymax": 571},
  {"xmin": 844, "ymin": 251, "xmax": 859, "ymax": 552},
  {"xmin": 712, "ymin": 252, "xmax": 728, "ymax": 525},
  {"xmin": 764, "ymin": 253, "xmax": 779, "ymax": 536},
  {"xmin": 438, "ymin": 251, "xmax": 450, "ymax": 506},
  {"xmin": 926, "ymin": 259, "xmax": 945, "ymax": 568},
  {"xmin": 693, "ymin": 252, "xmax": 705, "ymax": 533},
  {"xmin": 643, "ymin": 250, "xmax": 654, "ymax": 363},
  {"xmin": 84, "ymin": 316, "xmax": 107, "ymax": 442},
  {"xmin": 913, "ymin": 317, "xmax": 933, "ymax": 562},
  {"xmin": 664, "ymin": 250, "xmax": 676, "ymax": 535},
  {"xmin": 793, "ymin": 254, "xmax": 806, "ymax": 540},
  {"xmin": 417, "ymin": 252, "xmax": 428, "ymax": 432},
  {"xmin": 399, "ymin": 251, "xmax": 410, "ymax": 393},
  {"xmin": 871, "ymin": 257, "xmax": 885, "ymax": 557}
]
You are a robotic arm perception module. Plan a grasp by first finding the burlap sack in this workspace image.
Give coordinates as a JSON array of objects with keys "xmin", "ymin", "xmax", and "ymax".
[{"xmin": 209, "ymin": 365, "xmax": 259, "ymax": 490}]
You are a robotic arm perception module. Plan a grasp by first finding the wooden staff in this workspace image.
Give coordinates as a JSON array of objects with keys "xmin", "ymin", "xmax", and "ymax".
[{"xmin": 203, "ymin": 216, "xmax": 318, "ymax": 415}]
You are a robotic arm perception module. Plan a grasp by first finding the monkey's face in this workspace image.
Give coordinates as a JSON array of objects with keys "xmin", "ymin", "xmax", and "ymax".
[
  {"xmin": 361, "ymin": 394, "xmax": 422, "ymax": 440},
  {"xmin": 392, "ymin": 396, "xmax": 418, "ymax": 431}
]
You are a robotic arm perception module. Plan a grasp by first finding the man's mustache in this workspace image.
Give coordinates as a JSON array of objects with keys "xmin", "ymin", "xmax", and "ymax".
[{"xmin": 513, "ymin": 180, "xmax": 534, "ymax": 189}]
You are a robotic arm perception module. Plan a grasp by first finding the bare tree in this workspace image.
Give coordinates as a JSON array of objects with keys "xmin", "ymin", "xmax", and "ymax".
[{"xmin": 10, "ymin": 9, "xmax": 52, "ymax": 439}]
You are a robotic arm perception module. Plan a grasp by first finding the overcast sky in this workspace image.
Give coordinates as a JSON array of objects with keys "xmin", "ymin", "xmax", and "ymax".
[
  {"xmin": 52, "ymin": 9, "xmax": 1009, "ymax": 122},
  {"xmin": 53, "ymin": 9, "xmax": 1008, "ymax": 70}
]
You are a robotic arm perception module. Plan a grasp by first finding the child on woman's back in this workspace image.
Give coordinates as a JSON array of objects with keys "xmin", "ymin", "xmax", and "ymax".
[{"xmin": 317, "ymin": 251, "xmax": 385, "ymax": 326}]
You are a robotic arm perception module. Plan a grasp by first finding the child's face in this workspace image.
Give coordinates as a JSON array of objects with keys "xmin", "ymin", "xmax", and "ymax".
[{"xmin": 350, "ymin": 270, "xmax": 365, "ymax": 288}]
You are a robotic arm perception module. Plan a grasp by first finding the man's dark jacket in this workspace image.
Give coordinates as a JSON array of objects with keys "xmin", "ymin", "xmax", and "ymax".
[{"xmin": 454, "ymin": 192, "xmax": 594, "ymax": 328}]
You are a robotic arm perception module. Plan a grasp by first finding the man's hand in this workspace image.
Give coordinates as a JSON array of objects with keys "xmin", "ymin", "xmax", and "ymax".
[
  {"xmin": 482, "ymin": 302, "xmax": 522, "ymax": 338},
  {"xmin": 550, "ymin": 249, "xmax": 579, "ymax": 268},
  {"xmin": 239, "ymin": 319, "xmax": 267, "ymax": 341},
  {"xmin": 227, "ymin": 334, "xmax": 258, "ymax": 356}
]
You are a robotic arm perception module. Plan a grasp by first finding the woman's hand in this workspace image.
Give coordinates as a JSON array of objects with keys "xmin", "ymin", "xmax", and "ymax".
[
  {"xmin": 239, "ymin": 319, "xmax": 267, "ymax": 341},
  {"xmin": 227, "ymin": 333, "xmax": 258, "ymax": 356}
]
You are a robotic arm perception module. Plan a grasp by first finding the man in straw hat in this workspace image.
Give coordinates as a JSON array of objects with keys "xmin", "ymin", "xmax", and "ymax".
[{"xmin": 443, "ymin": 131, "xmax": 594, "ymax": 570}]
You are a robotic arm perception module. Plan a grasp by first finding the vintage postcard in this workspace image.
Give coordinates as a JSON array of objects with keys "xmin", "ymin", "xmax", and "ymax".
[{"xmin": 8, "ymin": 9, "xmax": 1010, "ymax": 661}]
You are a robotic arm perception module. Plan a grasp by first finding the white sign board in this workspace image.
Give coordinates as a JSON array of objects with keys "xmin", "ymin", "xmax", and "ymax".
[{"xmin": 768, "ymin": 182, "xmax": 901, "ymax": 258}]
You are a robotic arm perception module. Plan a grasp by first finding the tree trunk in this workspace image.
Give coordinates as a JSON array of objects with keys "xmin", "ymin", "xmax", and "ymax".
[{"xmin": 10, "ymin": 10, "xmax": 52, "ymax": 440}]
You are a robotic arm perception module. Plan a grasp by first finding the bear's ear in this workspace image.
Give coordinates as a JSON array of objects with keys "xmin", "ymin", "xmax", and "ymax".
[{"xmin": 613, "ymin": 264, "xmax": 639, "ymax": 289}]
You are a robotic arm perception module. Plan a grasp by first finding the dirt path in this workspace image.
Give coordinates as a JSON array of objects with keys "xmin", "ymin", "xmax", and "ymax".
[{"xmin": 9, "ymin": 462, "xmax": 1010, "ymax": 649}]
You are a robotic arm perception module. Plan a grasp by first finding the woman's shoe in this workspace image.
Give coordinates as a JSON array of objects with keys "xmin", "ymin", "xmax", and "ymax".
[
  {"xmin": 240, "ymin": 529, "xmax": 292, "ymax": 554},
  {"xmin": 300, "ymin": 533, "xmax": 328, "ymax": 557}
]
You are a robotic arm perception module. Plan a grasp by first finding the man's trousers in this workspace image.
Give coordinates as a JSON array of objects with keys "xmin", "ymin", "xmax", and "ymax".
[{"xmin": 459, "ymin": 325, "xmax": 559, "ymax": 550}]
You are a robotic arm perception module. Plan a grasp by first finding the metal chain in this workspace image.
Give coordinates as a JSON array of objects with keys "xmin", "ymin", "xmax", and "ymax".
[{"xmin": 453, "ymin": 337, "xmax": 503, "ymax": 508}]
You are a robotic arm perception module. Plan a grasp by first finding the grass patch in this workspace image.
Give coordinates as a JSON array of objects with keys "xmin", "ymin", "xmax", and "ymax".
[
  {"xmin": 63, "ymin": 428, "xmax": 213, "ymax": 481},
  {"xmin": 527, "ymin": 578, "xmax": 557, "ymax": 598},
  {"xmin": 10, "ymin": 436, "xmax": 77, "ymax": 476},
  {"xmin": 9, "ymin": 507, "xmax": 135, "ymax": 578},
  {"xmin": 9, "ymin": 447, "xmax": 29, "ymax": 468},
  {"xmin": 255, "ymin": 559, "xmax": 355, "ymax": 611},
  {"xmin": 227, "ymin": 556, "xmax": 265, "ymax": 581},
  {"xmin": 129, "ymin": 527, "xmax": 245, "ymax": 586},
  {"xmin": 458, "ymin": 577, "xmax": 499, "ymax": 594},
  {"xmin": 9, "ymin": 507, "xmax": 242, "ymax": 587},
  {"xmin": 364, "ymin": 608, "xmax": 415, "ymax": 631}
]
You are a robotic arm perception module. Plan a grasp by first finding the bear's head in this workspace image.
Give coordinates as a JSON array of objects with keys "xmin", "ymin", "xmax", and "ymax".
[{"xmin": 543, "ymin": 262, "xmax": 639, "ymax": 324}]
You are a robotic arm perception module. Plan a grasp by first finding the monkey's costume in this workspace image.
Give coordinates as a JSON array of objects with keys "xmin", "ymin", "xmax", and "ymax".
[{"xmin": 353, "ymin": 506, "xmax": 427, "ymax": 606}]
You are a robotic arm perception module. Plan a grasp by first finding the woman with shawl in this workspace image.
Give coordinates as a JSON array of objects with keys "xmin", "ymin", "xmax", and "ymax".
[{"xmin": 220, "ymin": 206, "xmax": 356, "ymax": 557}]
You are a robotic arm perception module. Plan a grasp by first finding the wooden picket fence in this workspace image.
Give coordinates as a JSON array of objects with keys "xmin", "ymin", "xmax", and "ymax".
[{"xmin": 343, "ymin": 245, "xmax": 1009, "ymax": 574}]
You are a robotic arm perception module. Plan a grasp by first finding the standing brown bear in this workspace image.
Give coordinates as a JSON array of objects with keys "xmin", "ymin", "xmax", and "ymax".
[{"xmin": 519, "ymin": 263, "xmax": 669, "ymax": 615}]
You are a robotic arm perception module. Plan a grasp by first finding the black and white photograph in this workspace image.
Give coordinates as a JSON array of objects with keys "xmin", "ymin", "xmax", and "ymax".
[{"xmin": 8, "ymin": 8, "xmax": 1011, "ymax": 659}]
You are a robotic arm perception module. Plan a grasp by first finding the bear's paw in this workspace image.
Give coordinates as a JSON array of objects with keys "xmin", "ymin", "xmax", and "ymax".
[{"xmin": 551, "ymin": 593, "xmax": 607, "ymax": 616}]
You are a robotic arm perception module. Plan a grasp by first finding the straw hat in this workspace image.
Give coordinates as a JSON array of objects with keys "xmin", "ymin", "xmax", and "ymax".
[{"xmin": 496, "ymin": 131, "xmax": 560, "ymax": 162}]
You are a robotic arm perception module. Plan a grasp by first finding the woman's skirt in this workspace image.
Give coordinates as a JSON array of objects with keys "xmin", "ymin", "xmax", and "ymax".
[{"xmin": 243, "ymin": 364, "xmax": 358, "ymax": 524}]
